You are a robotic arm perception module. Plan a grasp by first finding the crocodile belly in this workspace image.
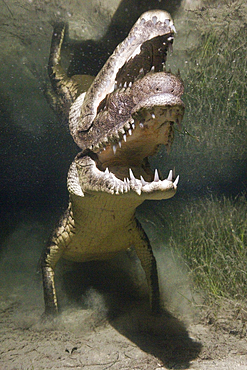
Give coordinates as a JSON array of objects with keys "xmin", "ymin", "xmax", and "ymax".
[{"xmin": 62, "ymin": 226, "xmax": 132, "ymax": 262}]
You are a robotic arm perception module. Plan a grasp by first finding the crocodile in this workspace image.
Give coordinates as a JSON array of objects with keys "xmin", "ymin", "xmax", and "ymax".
[{"xmin": 41, "ymin": 10, "xmax": 185, "ymax": 316}]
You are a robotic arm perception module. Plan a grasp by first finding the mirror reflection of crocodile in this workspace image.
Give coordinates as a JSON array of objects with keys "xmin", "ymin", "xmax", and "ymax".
[{"xmin": 41, "ymin": 10, "xmax": 185, "ymax": 316}]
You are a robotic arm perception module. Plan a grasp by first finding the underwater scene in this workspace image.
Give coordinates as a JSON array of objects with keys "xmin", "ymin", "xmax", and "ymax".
[{"xmin": 0, "ymin": 0, "xmax": 246, "ymax": 369}]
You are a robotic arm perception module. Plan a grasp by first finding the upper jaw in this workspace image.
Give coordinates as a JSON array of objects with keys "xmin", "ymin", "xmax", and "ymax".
[
  {"xmin": 69, "ymin": 10, "xmax": 177, "ymax": 149},
  {"xmin": 76, "ymin": 71, "xmax": 185, "ymax": 155}
]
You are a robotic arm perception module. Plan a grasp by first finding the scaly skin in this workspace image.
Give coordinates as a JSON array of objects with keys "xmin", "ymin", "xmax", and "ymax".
[
  {"xmin": 46, "ymin": 22, "xmax": 94, "ymax": 119},
  {"xmin": 41, "ymin": 10, "xmax": 185, "ymax": 315}
]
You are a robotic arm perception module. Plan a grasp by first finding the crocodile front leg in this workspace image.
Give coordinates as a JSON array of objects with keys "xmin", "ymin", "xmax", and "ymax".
[
  {"xmin": 46, "ymin": 22, "xmax": 94, "ymax": 118},
  {"xmin": 130, "ymin": 218, "xmax": 161, "ymax": 314},
  {"xmin": 41, "ymin": 204, "xmax": 75, "ymax": 315},
  {"xmin": 48, "ymin": 23, "xmax": 79, "ymax": 106}
]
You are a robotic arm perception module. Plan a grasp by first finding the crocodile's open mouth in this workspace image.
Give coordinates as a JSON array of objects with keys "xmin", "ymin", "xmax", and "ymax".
[
  {"xmin": 69, "ymin": 10, "xmax": 185, "ymax": 183},
  {"xmin": 95, "ymin": 84, "xmax": 184, "ymax": 182}
]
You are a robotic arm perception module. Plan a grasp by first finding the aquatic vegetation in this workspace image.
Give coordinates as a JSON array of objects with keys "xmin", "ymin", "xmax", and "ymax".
[
  {"xmin": 183, "ymin": 26, "xmax": 246, "ymax": 147},
  {"xmin": 164, "ymin": 8, "xmax": 247, "ymax": 196},
  {"xmin": 166, "ymin": 5, "xmax": 247, "ymax": 301},
  {"xmin": 167, "ymin": 195, "xmax": 247, "ymax": 301}
]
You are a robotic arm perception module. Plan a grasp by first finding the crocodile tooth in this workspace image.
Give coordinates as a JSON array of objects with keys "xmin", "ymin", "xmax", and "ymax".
[
  {"xmin": 140, "ymin": 176, "xmax": 147, "ymax": 186},
  {"xmin": 162, "ymin": 63, "xmax": 166, "ymax": 71},
  {"xmin": 123, "ymin": 134, "xmax": 127, "ymax": 142},
  {"xmin": 132, "ymin": 123, "xmax": 135, "ymax": 130},
  {"xmin": 152, "ymin": 15, "xmax": 157, "ymax": 25},
  {"xmin": 123, "ymin": 81, "xmax": 127, "ymax": 88},
  {"xmin": 151, "ymin": 113, "xmax": 156, "ymax": 119},
  {"xmin": 119, "ymin": 82, "xmax": 122, "ymax": 88},
  {"xmin": 174, "ymin": 175, "xmax": 179, "ymax": 186},
  {"xmin": 118, "ymin": 141, "xmax": 122, "ymax": 148},
  {"xmin": 139, "ymin": 122, "xmax": 144, "ymax": 128},
  {"xmin": 129, "ymin": 169, "xmax": 139, "ymax": 189},
  {"xmin": 114, "ymin": 81, "xmax": 117, "ymax": 90},
  {"xmin": 128, "ymin": 81, "xmax": 132, "ymax": 87},
  {"xmin": 154, "ymin": 169, "xmax": 159, "ymax": 182},
  {"xmin": 136, "ymin": 188, "xmax": 142, "ymax": 196},
  {"xmin": 123, "ymin": 178, "xmax": 128, "ymax": 192},
  {"xmin": 130, "ymin": 118, "xmax": 134, "ymax": 124},
  {"xmin": 151, "ymin": 66, "xmax": 155, "ymax": 72},
  {"xmin": 167, "ymin": 169, "xmax": 173, "ymax": 181},
  {"xmin": 119, "ymin": 183, "xmax": 124, "ymax": 193},
  {"xmin": 129, "ymin": 168, "xmax": 136, "ymax": 181},
  {"xmin": 171, "ymin": 24, "xmax": 177, "ymax": 33},
  {"xmin": 139, "ymin": 67, "xmax": 144, "ymax": 75},
  {"xmin": 113, "ymin": 145, "xmax": 117, "ymax": 155},
  {"xmin": 105, "ymin": 167, "xmax": 109, "ymax": 174},
  {"xmin": 128, "ymin": 129, "xmax": 132, "ymax": 136}
]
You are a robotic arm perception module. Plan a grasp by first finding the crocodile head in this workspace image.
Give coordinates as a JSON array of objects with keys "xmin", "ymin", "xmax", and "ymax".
[{"xmin": 69, "ymin": 10, "xmax": 185, "ymax": 183}]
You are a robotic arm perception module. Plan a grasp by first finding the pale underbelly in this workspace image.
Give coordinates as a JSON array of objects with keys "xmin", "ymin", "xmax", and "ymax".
[{"xmin": 62, "ymin": 230, "xmax": 132, "ymax": 262}]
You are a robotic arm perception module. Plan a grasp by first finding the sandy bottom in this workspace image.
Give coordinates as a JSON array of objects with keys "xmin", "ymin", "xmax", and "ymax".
[{"xmin": 0, "ymin": 217, "xmax": 246, "ymax": 370}]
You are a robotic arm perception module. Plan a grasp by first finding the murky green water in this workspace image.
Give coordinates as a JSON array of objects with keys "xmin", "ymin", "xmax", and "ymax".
[{"xmin": 0, "ymin": 1, "xmax": 246, "ymax": 368}]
